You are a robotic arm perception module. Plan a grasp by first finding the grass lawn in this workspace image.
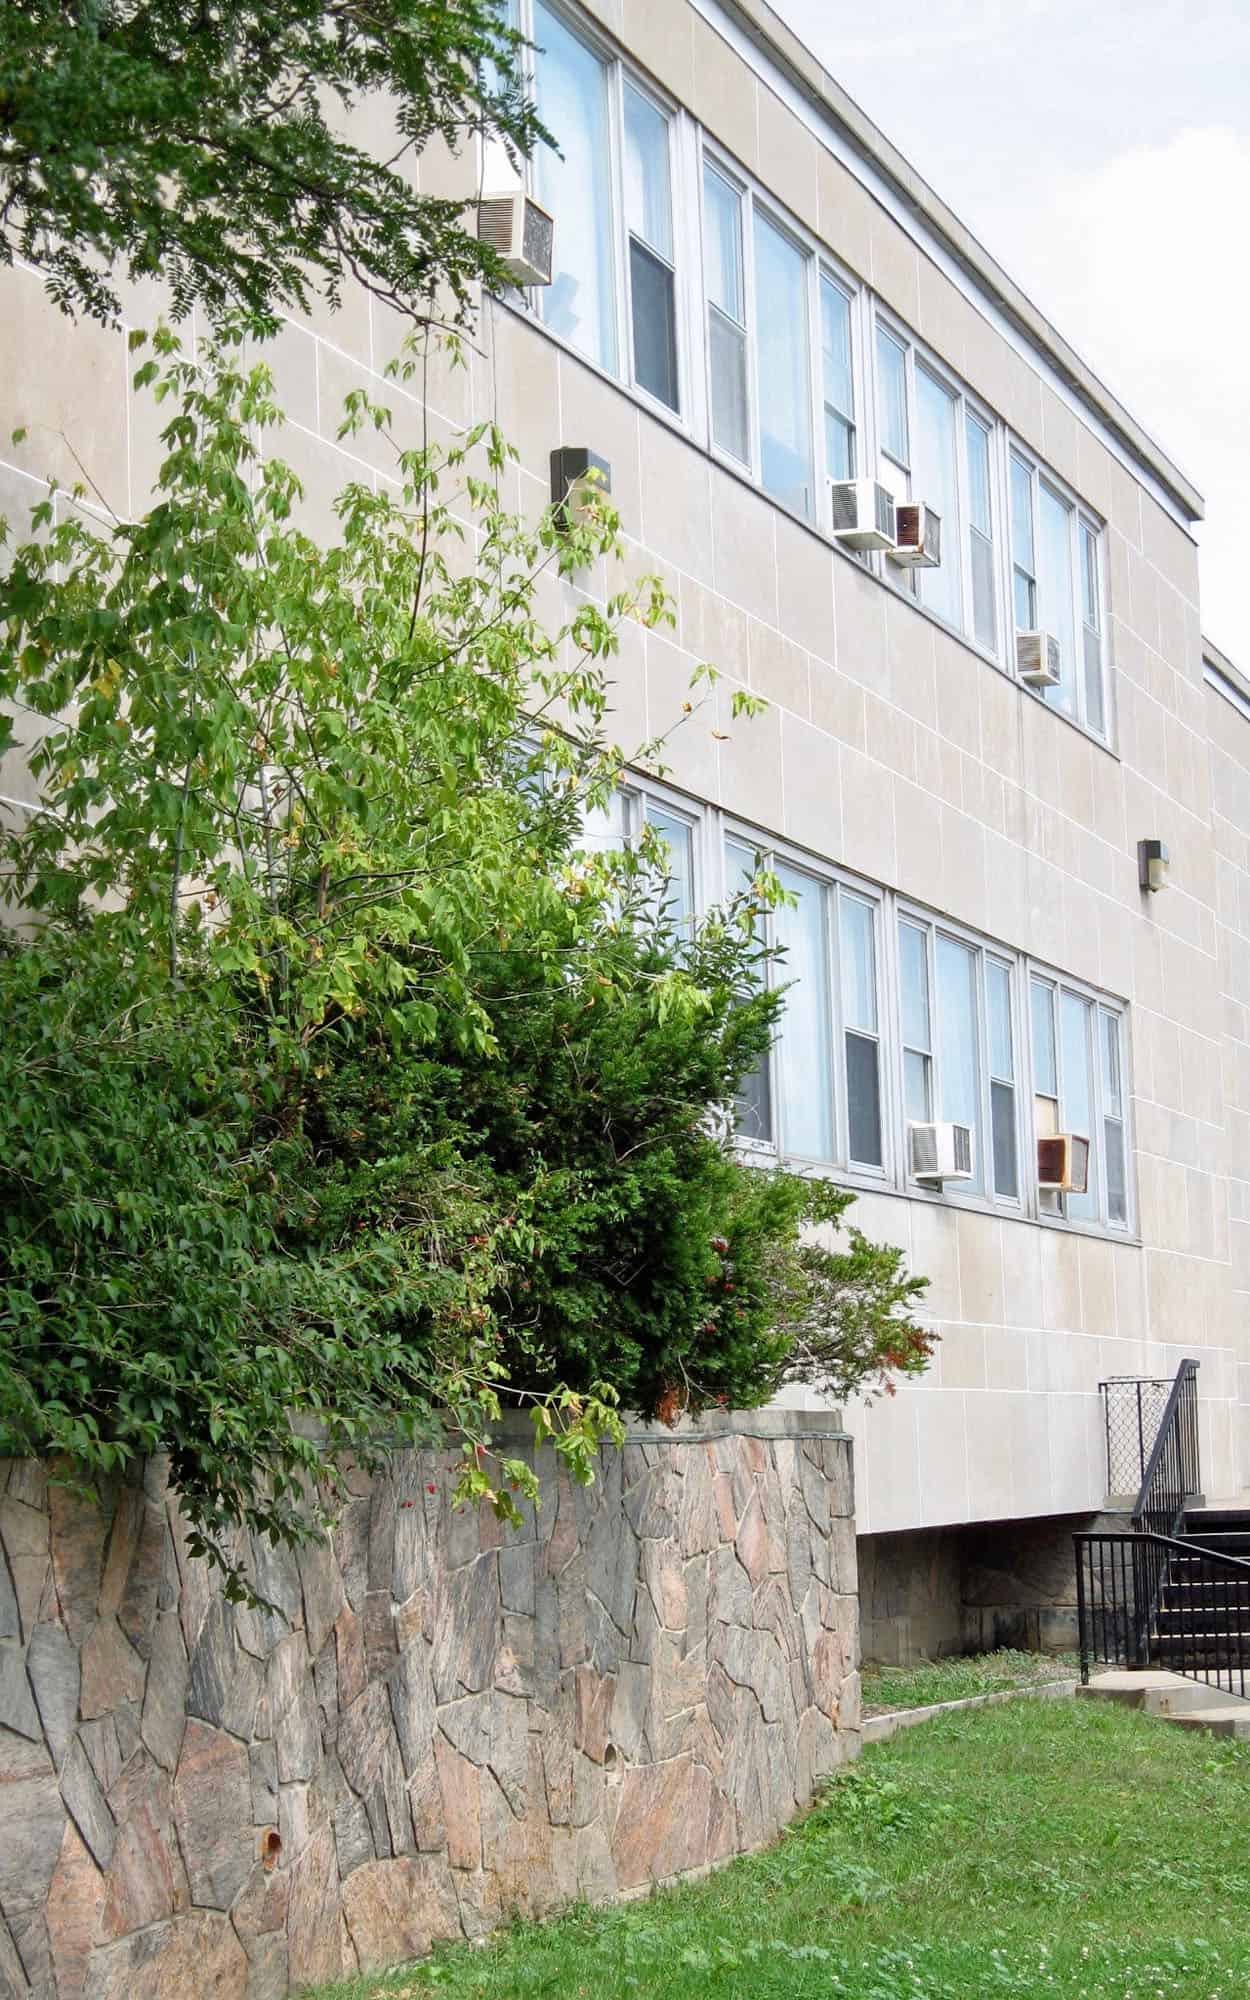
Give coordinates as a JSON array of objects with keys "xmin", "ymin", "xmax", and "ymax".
[
  {"xmin": 861, "ymin": 1646, "xmax": 1078, "ymax": 1713},
  {"xmin": 316, "ymin": 1698, "xmax": 1250, "ymax": 2000}
]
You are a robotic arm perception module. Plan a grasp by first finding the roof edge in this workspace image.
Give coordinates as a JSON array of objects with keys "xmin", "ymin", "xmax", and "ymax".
[{"xmin": 727, "ymin": 0, "xmax": 1205, "ymax": 525}]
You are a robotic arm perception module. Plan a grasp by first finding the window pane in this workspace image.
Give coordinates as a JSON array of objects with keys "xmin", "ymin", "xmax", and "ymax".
[
  {"xmin": 709, "ymin": 312, "xmax": 749, "ymax": 463},
  {"xmin": 1013, "ymin": 567, "xmax": 1037, "ymax": 632},
  {"xmin": 1031, "ymin": 979, "xmax": 1057, "ymax": 1096},
  {"xmin": 774, "ymin": 864, "xmax": 833, "ymax": 1160},
  {"xmin": 821, "ymin": 277, "xmax": 854, "ymax": 418},
  {"xmin": 967, "ymin": 415, "xmax": 996, "ymax": 653},
  {"xmin": 1081, "ymin": 523, "xmax": 1105, "ymax": 733},
  {"xmin": 1010, "ymin": 453, "xmax": 1035, "ymax": 577},
  {"xmin": 1105, "ymin": 1119, "xmax": 1127, "ymax": 1224},
  {"xmin": 966, "ymin": 414, "xmax": 992, "ymax": 534},
  {"xmin": 534, "ymin": 3, "xmax": 617, "ymax": 372},
  {"xmin": 876, "ymin": 326, "xmax": 908, "ymax": 465},
  {"xmin": 847, "ymin": 1034, "xmax": 883, "ymax": 1166},
  {"xmin": 630, "ymin": 241, "xmax": 678, "ymax": 411},
  {"xmin": 1101, "ymin": 1011, "xmax": 1122, "ymax": 1116},
  {"xmin": 987, "ymin": 960, "xmax": 1013, "ymax": 1080},
  {"xmin": 645, "ymin": 805, "xmax": 693, "ymax": 928},
  {"xmin": 915, "ymin": 365, "xmax": 960, "ymax": 627},
  {"xmin": 936, "ymin": 934, "xmax": 982, "ymax": 1191},
  {"xmin": 905, "ymin": 1049, "xmax": 931, "ymax": 1122},
  {"xmin": 754, "ymin": 213, "xmax": 814, "ymax": 518},
  {"xmin": 580, "ymin": 787, "xmax": 629, "ymax": 856},
  {"xmin": 825, "ymin": 411, "xmax": 854, "ymax": 482},
  {"xmin": 991, "ymin": 1079, "xmax": 1018, "ymax": 1199},
  {"xmin": 1060, "ymin": 990, "xmax": 1096, "ymax": 1219},
  {"xmin": 1039, "ymin": 483, "xmax": 1077, "ymax": 714},
  {"xmin": 840, "ymin": 894, "xmax": 877, "ymax": 1033},
  {"xmin": 623, "ymin": 86, "xmax": 672, "ymax": 260},
  {"xmin": 1083, "ymin": 624, "xmax": 1105, "ymax": 735},
  {"xmin": 972, "ymin": 531, "xmax": 997, "ymax": 653},
  {"xmin": 900, "ymin": 921, "xmax": 930, "ymax": 1051},
  {"xmin": 703, "ymin": 166, "xmax": 744, "ymax": 324},
  {"xmin": 727, "ymin": 839, "xmax": 772, "ymax": 1143}
]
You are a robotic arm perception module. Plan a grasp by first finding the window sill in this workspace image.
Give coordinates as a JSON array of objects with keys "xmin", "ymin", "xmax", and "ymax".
[
  {"xmin": 496, "ymin": 292, "xmax": 1121, "ymax": 767},
  {"xmin": 734, "ymin": 1145, "xmax": 1139, "ymax": 1246}
]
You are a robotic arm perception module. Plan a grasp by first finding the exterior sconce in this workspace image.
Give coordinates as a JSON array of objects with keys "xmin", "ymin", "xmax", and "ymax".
[
  {"xmin": 1137, "ymin": 838, "xmax": 1169, "ymax": 893},
  {"xmin": 550, "ymin": 447, "xmax": 613, "ymax": 531}
]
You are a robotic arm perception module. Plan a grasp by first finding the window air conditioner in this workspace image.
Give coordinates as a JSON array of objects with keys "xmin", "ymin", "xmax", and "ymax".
[
  {"xmin": 1037, "ymin": 1133, "xmax": 1090, "ymax": 1194},
  {"xmin": 1016, "ymin": 630, "xmax": 1061, "ymax": 688},
  {"xmin": 477, "ymin": 192, "xmax": 555, "ymax": 288},
  {"xmin": 830, "ymin": 479, "xmax": 897, "ymax": 552},
  {"xmin": 908, "ymin": 1121, "xmax": 975, "ymax": 1185},
  {"xmin": 890, "ymin": 502, "xmax": 942, "ymax": 569}
]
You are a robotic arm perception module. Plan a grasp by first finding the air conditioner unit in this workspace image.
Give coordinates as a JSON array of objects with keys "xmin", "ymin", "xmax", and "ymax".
[
  {"xmin": 477, "ymin": 191, "xmax": 555, "ymax": 288},
  {"xmin": 1037, "ymin": 1132, "xmax": 1090, "ymax": 1194},
  {"xmin": 1016, "ymin": 630, "xmax": 1061, "ymax": 688},
  {"xmin": 830, "ymin": 479, "xmax": 897, "ymax": 552},
  {"xmin": 908, "ymin": 1121, "xmax": 975, "ymax": 1185},
  {"xmin": 890, "ymin": 502, "xmax": 942, "ymax": 569}
]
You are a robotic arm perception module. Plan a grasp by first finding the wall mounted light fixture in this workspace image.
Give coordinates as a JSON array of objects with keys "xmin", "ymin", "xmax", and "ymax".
[
  {"xmin": 1137, "ymin": 838, "xmax": 1170, "ymax": 893},
  {"xmin": 550, "ymin": 447, "xmax": 613, "ymax": 531}
]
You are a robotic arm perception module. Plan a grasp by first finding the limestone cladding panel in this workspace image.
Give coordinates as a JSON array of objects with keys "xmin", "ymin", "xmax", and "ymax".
[
  {"xmin": 0, "ymin": 0, "xmax": 1236, "ymax": 1521},
  {"xmin": 0, "ymin": 1428, "xmax": 859, "ymax": 1998}
]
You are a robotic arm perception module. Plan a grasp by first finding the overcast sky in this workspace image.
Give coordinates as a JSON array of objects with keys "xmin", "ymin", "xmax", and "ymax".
[{"xmin": 779, "ymin": 0, "xmax": 1250, "ymax": 667}]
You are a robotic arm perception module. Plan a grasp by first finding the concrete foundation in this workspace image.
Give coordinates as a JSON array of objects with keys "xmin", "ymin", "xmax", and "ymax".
[{"xmin": 859, "ymin": 1510, "xmax": 1131, "ymax": 1663}]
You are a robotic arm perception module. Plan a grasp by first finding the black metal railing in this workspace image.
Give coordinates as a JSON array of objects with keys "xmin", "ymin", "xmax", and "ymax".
[
  {"xmin": 1099, "ymin": 1374, "xmax": 1173, "ymax": 1495},
  {"xmin": 1075, "ymin": 1530, "xmax": 1250, "ymax": 1695},
  {"xmin": 1131, "ymin": 1358, "xmax": 1200, "ymax": 1539}
]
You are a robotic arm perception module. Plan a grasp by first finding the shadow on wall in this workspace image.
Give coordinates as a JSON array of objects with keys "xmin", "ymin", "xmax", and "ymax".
[
  {"xmin": 0, "ymin": 1413, "xmax": 859, "ymax": 1997},
  {"xmin": 858, "ymin": 1511, "xmax": 1131, "ymax": 1664}
]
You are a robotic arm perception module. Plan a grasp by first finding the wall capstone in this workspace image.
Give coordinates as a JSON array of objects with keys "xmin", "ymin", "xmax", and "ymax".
[{"xmin": 0, "ymin": 1413, "xmax": 859, "ymax": 1997}]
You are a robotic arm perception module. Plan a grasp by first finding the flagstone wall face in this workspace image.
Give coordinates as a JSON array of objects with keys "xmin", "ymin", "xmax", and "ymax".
[{"xmin": 0, "ymin": 1415, "xmax": 858, "ymax": 1999}]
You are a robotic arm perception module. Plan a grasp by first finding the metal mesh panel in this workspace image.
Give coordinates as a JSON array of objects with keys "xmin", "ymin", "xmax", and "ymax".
[{"xmin": 1100, "ymin": 1376, "xmax": 1172, "ymax": 1497}]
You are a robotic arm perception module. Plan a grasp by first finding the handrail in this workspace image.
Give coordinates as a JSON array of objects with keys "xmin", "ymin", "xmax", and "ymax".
[
  {"xmin": 1132, "ymin": 1357, "xmax": 1200, "ymax": 1538},
  {"xmin": 1075, "ymin": 1528, "xmax": 1250, "ymax": 1694}
]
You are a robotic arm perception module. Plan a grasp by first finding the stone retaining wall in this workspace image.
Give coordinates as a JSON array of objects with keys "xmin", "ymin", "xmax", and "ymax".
[{"xmin": 0, "ymin": 1413, "xmax": 859, "ymax": 1998}]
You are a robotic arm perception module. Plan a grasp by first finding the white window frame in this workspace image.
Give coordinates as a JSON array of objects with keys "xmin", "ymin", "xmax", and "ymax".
[
  {"xmin": 718, "ymin": 820, "xmax": 891, "ymax": 1182},
  {"xmin": 580, "ymin": 770, "xmax": 707, "ymax": 918},
  {"xmin": 1006, "ymin": 438, "xmax": 1110, "ymax": 741},
  {"xmin": 516, "ymin": 0, "xmax": 696, "ymax": 430},
  {"xmin": 890, "ymin": 902, "xmax": 1025, "ymax": 1214},
  {"xmin": 576, "ymin": 769, "xmax": 1137, "ymax": 1237},
  {"xmin": 868, "ymin": 306, "xmax": 1006, "ymax": 664},
  {"xmin": 1025, "ymin": 963, "xmax": 1133, "ymax": 1235},
  {"xmin": 697, "ymin": 136, "xmax": 866, "ymax": 536}
]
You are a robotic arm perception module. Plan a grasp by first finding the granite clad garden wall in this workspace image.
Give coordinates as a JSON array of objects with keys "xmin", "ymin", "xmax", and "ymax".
[{"xmin": 0, "ymin": 1413, "xmax": 859, "ymax": 1999}]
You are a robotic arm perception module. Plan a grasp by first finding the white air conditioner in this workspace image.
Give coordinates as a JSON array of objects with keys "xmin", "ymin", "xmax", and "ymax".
[
  {"xmin": 1016, "ymin": 630, "xmax": 1061, "ymax": 688},
  {"xmin": 1037, "ymin": 1132, "xmax": 1090, "ymax": 1194},
  {"xmin": 890, "ymin": 502, "xmax": 942, "ymax": 569},
  {"xmin": 477, "ymin": 191, "xmax": 555, "ymax": 288},
  {"xmin": 830, "ymin": 479, "xmax": 897, "ymax": 552},
  {"xmin": 908, "ymin": 1120, "xmax": 975, "ymax": 1185}
]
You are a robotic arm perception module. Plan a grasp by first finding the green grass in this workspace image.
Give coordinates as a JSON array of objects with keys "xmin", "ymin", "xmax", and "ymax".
[
  {"xmin": 315, "ymin": 1698, "xmax": 1250, "ymax": 2000},
  {"xmin": 861, "ymin": 1646, "xmax": 1078, "ymax": 1713}
]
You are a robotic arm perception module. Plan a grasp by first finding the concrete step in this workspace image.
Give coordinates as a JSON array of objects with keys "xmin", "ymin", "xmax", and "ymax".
[
  {"xmin": 1080, "ymin": 1670, "xmax": 1250, "ymax": 1738},
  {"xmin": 1169, "ymin": 1706, "xmax": 1250, "ymax": 1740}
]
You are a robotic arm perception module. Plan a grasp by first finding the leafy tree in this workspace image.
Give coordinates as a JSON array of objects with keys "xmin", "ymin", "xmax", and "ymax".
[
  {"xmin": 0, "ymin": 0, "xmax": 541, "ymax": 325},
  {"xmin": 0, "ymin": 324, "xmax": 932, "ymax": 1576}
]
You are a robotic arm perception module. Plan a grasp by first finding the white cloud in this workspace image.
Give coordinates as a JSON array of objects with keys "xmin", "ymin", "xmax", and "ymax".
[
  {"xmin": 777, "ymin": 4, "xmax": 1250, "ymax": 660},
  {"xmin": 994, "ymin": 128, "xmax": 1250, "ymax": 661}
]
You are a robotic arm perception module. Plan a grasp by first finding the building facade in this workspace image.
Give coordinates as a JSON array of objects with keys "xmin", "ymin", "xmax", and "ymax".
[{"xmin": 2, "ymin": 0, "xmax": 1244, "ymax": 1659}]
